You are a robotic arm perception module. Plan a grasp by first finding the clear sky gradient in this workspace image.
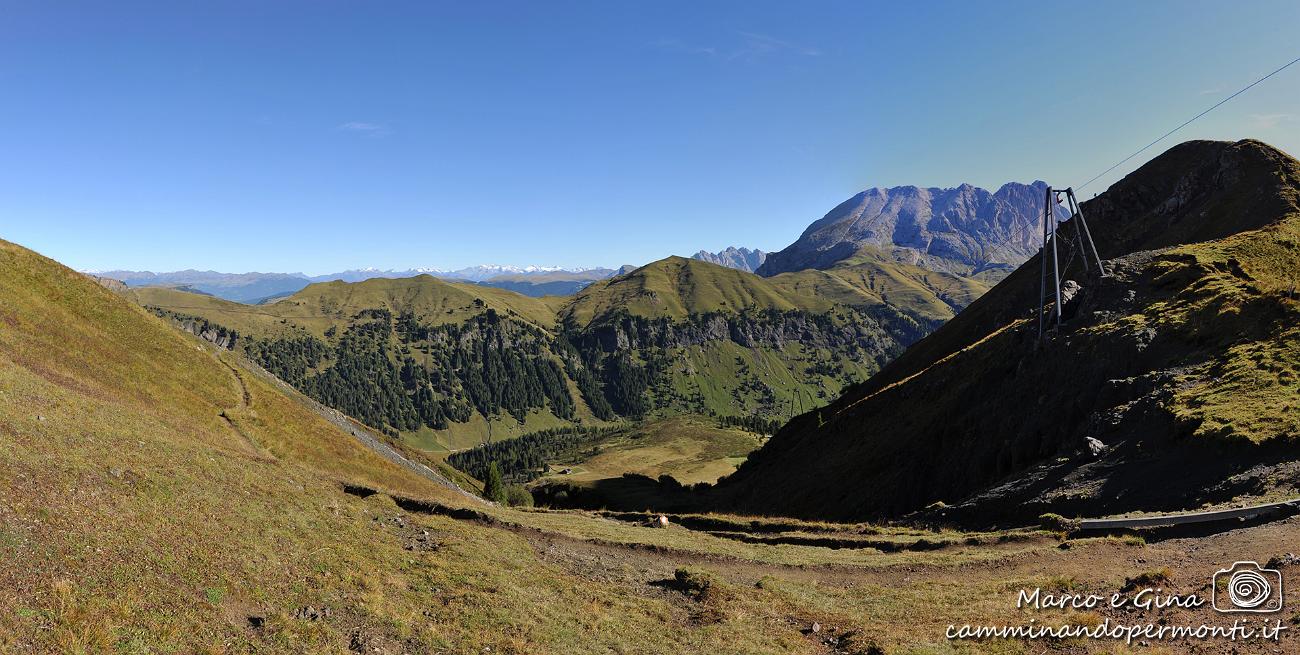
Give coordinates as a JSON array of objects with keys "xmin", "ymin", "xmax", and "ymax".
[{"xmin": 2, "ymin": 1, "xmax": 1297, "ymax": 274}]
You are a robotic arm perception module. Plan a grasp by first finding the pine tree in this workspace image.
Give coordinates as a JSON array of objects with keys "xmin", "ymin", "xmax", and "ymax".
[{"xmin": 482, "ymin": 461, "xmax": 507, "ymax": 504}]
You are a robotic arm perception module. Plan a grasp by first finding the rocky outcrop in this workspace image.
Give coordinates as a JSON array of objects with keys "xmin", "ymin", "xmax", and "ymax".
[
  {"xmin": 691, "ymin": 247, "xmax": 767, "ymax": 273},
  {"xmin": 147, "ymin": 307, "xmax": 240, "ymax": 349},
  {"xmin": 568, "ymin": 308, "xmax": 901, "ymax": 361},
  {"xmin": 85, "ymin": 274, "xmax": 128, "ymax": 294}
]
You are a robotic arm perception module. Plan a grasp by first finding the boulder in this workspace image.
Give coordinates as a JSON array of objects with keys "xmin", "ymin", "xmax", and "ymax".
[{"xmin": 1085, "ymin": 437, "xmax": 1107, "ymax": 457}]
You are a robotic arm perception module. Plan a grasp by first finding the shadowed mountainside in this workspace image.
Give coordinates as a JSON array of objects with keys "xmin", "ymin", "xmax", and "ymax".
[{"xmin": 716, "ymin": 139, "xmax": 1300, "ymax": 524}]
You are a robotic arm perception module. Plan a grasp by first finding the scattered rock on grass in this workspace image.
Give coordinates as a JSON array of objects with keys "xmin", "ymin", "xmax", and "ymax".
[{"xmin": 294, "ymin": 605, "xmax": 331, "ymax": 621}]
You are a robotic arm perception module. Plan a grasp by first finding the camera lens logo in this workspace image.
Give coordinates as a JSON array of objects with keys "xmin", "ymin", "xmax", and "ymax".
[{"xmin": 1213, "ymin": 562, "xmax": 1283, "ymax": 613}]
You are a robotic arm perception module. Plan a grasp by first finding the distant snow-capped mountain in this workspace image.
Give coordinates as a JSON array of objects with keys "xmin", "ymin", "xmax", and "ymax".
[
  {"xmin": 309, "ymin": 265, "xmax": 607, "ymax": 283},
  {"xmin": 93, "ymin": 264, "xmax": 620, "ymax": 302}
]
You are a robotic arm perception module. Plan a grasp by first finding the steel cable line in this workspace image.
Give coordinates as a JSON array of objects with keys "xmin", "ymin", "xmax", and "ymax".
[
  {"xmin": 1077, "ymin": 55, "xmax": 1300, "ymax": 193},
  {"xmin": 977, "ymin": 54, "xmax": 1300, "ymax": 257}
]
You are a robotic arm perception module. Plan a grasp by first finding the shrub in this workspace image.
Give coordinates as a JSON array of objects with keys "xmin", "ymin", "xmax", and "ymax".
[
  {"xmin": 657, "ymin": 474, "xmax": 682, "ymax": 490},
  {"xmin": 503, "ymin": 484, "xmax": 534, "ymax": 508},
  {"xmin": 673, "ymin": 567, "xmax": 720, "ymax": 601},
  {"xmin": 1038, "ymin": 513, "xmax": 1080, "ymax": 533},
  {"xmin": 1120, "ymin": 534, "xmax": 1147, "ymax": 547},
  {"xmin": 1123, "ymin": 567, "xmax": 1172, "ymax": 592}
]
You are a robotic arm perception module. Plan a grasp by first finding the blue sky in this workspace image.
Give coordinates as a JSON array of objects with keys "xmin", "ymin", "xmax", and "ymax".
[{"xmin": 2, "ymin": 1, "xmax": 1297, "ymax": 274}]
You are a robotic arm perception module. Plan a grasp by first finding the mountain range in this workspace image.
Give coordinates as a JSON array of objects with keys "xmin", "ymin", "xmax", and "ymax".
[
  {"xmin": 757, "ymin": 181, "xmax": 1068, "ymax": 279},
  {"xmin": 97, "ymin": 265, "xmax": 625, "ymax": 302},
  {"xmin": 100, "ymin": 178, "xmax": 1057, "ymax": 305},
  {"xmin": 101, "ymin": 179, "xmax": 1066, "ymax": 453}
]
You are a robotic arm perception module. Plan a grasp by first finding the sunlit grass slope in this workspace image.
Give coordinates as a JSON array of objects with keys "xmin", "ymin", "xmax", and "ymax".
[
  {"xmin": 768, "ymin": 247, "xmax": 992, "ymax": 326},
  {"xmin": 537, "ymin": 415, "xmax": 761, "ymax": 486},
  {"xmin": 561, "ymin": 254, "xmax": 987, "ymax": 329},
  {"xmin": 560, "ymin": 256, "xmax": 814, "ymax": 327}
]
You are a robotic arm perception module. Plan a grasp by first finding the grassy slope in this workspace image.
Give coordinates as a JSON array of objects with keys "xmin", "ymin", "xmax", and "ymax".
[
  {"xmin": 1158, "ymin": 212, "xmax": 1300, "ymax": 440},
  {"xmin": 560, "ymin": 256, "xmax": 816, "ymax": 327},
  {"xmin": 135, "ymin": 274, "xmax": 563, "ymax": 338},
  {"xmin": 770, "ymin": 246, "xmax": 991, "ymax": 325},
  {"xmin": 285, "ymin": 275, "xmax": 565, "ymax": 331},
  {"xmin": 0, "ymin": 239, "xmax": 459, "ymax": 648},
  {"xmin": 561, "ymin": 256, "xmax": 983, "ymax": 420},
  {"xmin": 566, "ymin": 252, "xmax": 986, "ymax": 330},
  {"xmin": 649, "ymin": 339, "xmax": 878, "ymax": 418},
  {"xmin": 129, "ymin": 286, "xmax": 308, "ymax": 338},
  {"xmin": 539, "ymin": 416, "xmax": 762, "ymax": 486}
]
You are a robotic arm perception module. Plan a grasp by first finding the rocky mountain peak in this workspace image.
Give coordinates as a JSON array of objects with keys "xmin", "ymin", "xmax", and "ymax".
[
  {"xmin": 690, "ymin": 247, "xmax": 767, "ymax": 273},
  {"xmin": 758, "ymin": 180, "xmax": 1067, "ymax": 277}
]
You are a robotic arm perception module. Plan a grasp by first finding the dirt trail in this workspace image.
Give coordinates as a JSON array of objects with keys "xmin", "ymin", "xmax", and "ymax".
[{"xmin": 215, "ymin": 356, "xmax": 276, "ymax": 462}]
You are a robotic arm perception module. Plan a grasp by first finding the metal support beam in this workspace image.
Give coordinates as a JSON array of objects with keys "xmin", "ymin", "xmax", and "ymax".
[
  {"xmin": 1065, "ymin": 187, "xmax": 1107, "ymax": 276},
  {"xmin": 1038, "ymin": 186, "xmax": 1108, "ymax": 341},
  {"xmin": 1049, "ymin": 195, "xmax": 1063, "ymax": 331},
  {"xmin": 1038, "ymin": 187, "xmax": 1050, "ymax": 341}
]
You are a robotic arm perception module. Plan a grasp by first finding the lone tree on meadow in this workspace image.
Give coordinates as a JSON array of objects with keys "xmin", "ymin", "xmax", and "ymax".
[{"xmin": 482, "ymin": 461, "xmax": 507, "ymax": 504}]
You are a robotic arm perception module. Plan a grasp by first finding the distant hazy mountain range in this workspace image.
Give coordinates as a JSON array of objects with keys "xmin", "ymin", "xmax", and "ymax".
[
  {"xmin": 94, "ymin": 265, "xmax": 627, "ymax": 302},
  {"xmin": 690, "ymin": 247, "xmax": 766, "ymax": 273},
  {"xmin": 91, "ymin": 270, "xmax": 312, "ymax": 304},
  {"xmin": 757, "ymin": 181, "xmax": 1067, "ymax": 279}
]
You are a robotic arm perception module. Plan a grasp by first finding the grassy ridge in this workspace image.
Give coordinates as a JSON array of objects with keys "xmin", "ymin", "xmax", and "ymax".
[
  {"xmin": 560, "ymin": 256, "xmax": 813, "ymax": 327},
  {"xmin": 0, "ymin": 240, "xmax": 450, "ymax": 500},
  {"xmin": 133, "ymin": 273, "xmax": 564, "ymax": 337},
  {"xmin": 562, "ymin": 253, "xmax": 986, "ymax": 328},
  {"xmin": 768, "ymin": 246, "xmax": 991, "ymax": 325}
]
